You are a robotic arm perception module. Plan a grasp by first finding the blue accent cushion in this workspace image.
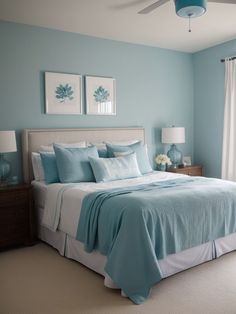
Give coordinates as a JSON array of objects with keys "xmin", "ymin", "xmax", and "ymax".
[
  {"xmin": 89, "ymin": 153, "xmax": 141, "ymax": 182},
  {"xmin": 98, "ymin": 148, "xmax": 108, "ymax": 158},
  {"xmin": 40, "ymin": 152, "xmax": 60, "ymax": 184},
  {"xmin": 53, "ymin": 145, "xmax": 99, "ymax": 183},
  {"xmin": 106, "ymin": 142, "xmax": 153, "ymax": 174}
]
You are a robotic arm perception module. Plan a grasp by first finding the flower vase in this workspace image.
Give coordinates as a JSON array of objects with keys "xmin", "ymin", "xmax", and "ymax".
[{"xmin": 157, "ymin": 163, "xmax": 166, "ymax": 171}]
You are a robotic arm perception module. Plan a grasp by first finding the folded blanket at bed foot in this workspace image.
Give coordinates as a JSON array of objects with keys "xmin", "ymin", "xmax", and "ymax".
[{"xmin": 75, "ymin": 177, "xmax": 236, "ymax": 304}]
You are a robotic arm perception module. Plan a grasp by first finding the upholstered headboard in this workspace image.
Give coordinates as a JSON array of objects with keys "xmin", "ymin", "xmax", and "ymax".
[{"xmin": 22, "ymin": 127, "xmax": 145, "ymax": 183}]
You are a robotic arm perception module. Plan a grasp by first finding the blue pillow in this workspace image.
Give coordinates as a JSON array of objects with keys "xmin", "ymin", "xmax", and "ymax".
[
  {"xmin": 89, "ymin": 153, "xmax": 141, "ymax": 182},
  {"xmin": 106, "ymin": 141, "xmax": 153, "ymax": 174},
  {"xmin": 40, "ymin": 152, "xmax": 60, "ymax": 184},
  {"xmin": 98, "ymin": 148, "xmax": 108, "ymax": 158},
  {"xmin": 53, "ymin": 145, "xmax": 99, "ymax": 183}
]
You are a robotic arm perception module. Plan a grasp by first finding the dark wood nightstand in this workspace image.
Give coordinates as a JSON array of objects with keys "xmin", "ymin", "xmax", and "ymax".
[
  {"xmin": 167, "ymin": 165, "xmax": 203, "ymax": 176},
  {"xmin": 0, "ymin": 184, "xmax": 34, "ymax": 249}
]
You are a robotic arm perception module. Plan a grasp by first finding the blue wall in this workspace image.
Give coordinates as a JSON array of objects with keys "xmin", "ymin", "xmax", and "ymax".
[
  {"xmin": 193, "ymin": 39, "xmax": 236, "ymax": 178},
  {"xmin": 0, "ymin": 21, "xmax": 194, "ymax": 181}
]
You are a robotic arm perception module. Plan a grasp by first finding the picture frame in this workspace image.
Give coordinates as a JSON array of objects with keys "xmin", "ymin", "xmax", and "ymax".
[
  {"xmin": 183, "ymin": 156, "xmax": 192, "ymax": 166},
  {"xmin": 85, "ymin": 76, "xmax": 116, "ymax": 115},
  {"xmin": 45, "ymin": 72, "xmax": 82, "ymax": 115}
]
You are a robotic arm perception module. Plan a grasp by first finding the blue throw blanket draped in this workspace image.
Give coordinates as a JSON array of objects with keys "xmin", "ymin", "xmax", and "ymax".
[{"xmin": 76, "ymin": 177, "xmax": 236, "ymax": 304}]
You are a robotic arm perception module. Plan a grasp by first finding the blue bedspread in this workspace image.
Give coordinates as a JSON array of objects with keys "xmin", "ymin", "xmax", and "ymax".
[{"xmin": 76, "ymin": 177, "xmax": 236, "ymax": 304}]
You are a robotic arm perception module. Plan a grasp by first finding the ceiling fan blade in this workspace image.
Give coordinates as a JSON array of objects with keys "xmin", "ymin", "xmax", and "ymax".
[
  {"xmin": 138, "ymin": 0, "xmax": 170, "ymax": 14},
  {"xmin": 208, "ymin": 0, "xmax": 236, "ymax": 3}
]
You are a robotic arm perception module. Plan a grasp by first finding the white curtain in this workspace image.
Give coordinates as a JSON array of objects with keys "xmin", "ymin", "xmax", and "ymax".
[{"xmin": 222, "ymin": 59, "xmax": 236, "ymax": 181}]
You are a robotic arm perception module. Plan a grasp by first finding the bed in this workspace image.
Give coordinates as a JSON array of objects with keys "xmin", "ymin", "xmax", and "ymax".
[{"xmin": 22, "ymin": 127, "xmax": 236, "ymax": 304}]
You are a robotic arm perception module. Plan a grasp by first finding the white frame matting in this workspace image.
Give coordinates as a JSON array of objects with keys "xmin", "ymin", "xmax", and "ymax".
[
  {"xmin": 85, "ymin": 76, "xmax": 116, "ymax": 115},
  {"xmin": 45, "ymin": 72, "xmax": 82, "ymax": 115}
]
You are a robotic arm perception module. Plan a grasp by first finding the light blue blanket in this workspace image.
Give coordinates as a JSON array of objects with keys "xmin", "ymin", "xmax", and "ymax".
[{"xmin": 76, "ymin": 177, "xmax": 236, "ymax": 304}]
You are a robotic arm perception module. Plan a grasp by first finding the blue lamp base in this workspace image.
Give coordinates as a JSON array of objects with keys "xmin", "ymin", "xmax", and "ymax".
[
  {"xmin": 167, "ymin": 144, "xmax": 183, "ymax": 168},
  {"xmin": 0, "ymin": 154, "xmax": 11, "ymax": 184}
]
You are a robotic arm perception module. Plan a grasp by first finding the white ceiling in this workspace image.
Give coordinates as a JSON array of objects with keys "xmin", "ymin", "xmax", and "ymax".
[{"xmin": 1, "ymin": 0, "xmax": 236, "ymax": 53}]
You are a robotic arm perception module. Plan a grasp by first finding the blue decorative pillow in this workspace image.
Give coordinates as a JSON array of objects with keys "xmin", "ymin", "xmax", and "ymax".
[
  {"xmin": 88, "ymin": 143, "xmax": 108, "ymax": 158},
  {"xmin": 98, "ymin": 148, "xmax": 108, "ymax": 158},
  {"xmin": 39, "ymin": 152, "xmax": 60, "ymax": 184},
  {"xmin": 53, "ymin": 145, "xmax": 99, "ymax": 183},
  {"xmin": 89, "ymin": 153, "xmax": 141, "ymax": 182},
  {"xmin": 106, "ymin": 141, "xmax": 153, "ymax": 174}
]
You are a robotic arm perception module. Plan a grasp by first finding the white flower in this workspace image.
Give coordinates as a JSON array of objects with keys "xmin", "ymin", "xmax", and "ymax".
[{"xmin": 155, "ymin": 154, "xmax": 172, "ymax": 166}]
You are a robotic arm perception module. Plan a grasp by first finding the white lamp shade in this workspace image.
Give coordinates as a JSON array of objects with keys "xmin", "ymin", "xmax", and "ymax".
[
  {"xmin": 0, "ymin": 131, "xmax": 17, "ymax": 153},
  {"xmin": 162, "ymin": 127, "xmax": 185, "ymax": 144}
]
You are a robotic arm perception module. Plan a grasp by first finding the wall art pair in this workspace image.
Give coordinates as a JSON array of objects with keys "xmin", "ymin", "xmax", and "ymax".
[{"xmin": 45, "ymin": 72, "xmax": 116, "ymax": 115}]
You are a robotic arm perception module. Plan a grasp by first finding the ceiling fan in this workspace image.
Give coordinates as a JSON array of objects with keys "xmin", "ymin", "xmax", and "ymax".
[
  {"xmin": 138, "ymin": 0, "xmax": 235, "ymax": 16},
  {"xmin": 138, "ymin": 0, "xmax": 235, "ymax": 32}
]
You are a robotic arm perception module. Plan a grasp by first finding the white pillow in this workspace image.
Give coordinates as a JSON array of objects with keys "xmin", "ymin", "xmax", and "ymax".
[
  {"xmin": 31, "ymin": 152, "xmax": 45, "ymax": 181},
  {"xmin": 40, "ymin": 141, "xmax": 86, "ymax": 152},
  {"xmin": 89, "ymin": 140, "xmax": 140, "ymax": 149},
  {"xmin": 89, "ymin": 153, "xmax": 141, "ymax": 182},
  {"xmin": 104, "ymin": 140, "xmax": 139, "ymax": 146},
  {"xmin": 113, "ymin": 151, "xmax": 131, "ymax": 157}
]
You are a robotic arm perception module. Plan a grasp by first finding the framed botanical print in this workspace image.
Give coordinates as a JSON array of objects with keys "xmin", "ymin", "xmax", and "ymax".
[
  {"xmin": 85, "ymin": 76, "xmax": 116, "ymax": 115},
  {"xmin": 45, "ymin": 72, "xmax": 82, "ymax": 114}
]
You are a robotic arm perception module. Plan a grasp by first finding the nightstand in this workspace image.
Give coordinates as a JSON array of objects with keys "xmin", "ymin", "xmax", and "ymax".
[
  {"xmin": 167, "ymin": 165, "xmax": 203, "ymax": 176},
  {"xmin": 0, "ymin": 184, "xmax": 34, "ymax": 249}
]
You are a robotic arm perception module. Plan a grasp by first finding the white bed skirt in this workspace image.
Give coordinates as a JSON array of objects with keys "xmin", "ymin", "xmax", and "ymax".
[{"xmin": 38, "ymin": 223, "xmax": 236, "ymax": 291}]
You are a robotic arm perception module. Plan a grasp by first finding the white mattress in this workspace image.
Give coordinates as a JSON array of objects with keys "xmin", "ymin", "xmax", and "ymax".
[
  {"xmin": 32, "ymin": 180, "xmax": 47, "ymax": 209},
  {"xmin": 40, "ymin": 171, "xmax": 186, "ymax": 237}
]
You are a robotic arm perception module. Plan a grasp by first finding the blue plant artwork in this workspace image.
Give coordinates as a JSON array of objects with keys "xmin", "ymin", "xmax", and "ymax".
[
  {"xmin": 55, "ymin": 84, "xmax": 74, "ymax": 103},
  {"xmin": 93, "ymin": 86, "xmax": 110, "ymax": 103}
]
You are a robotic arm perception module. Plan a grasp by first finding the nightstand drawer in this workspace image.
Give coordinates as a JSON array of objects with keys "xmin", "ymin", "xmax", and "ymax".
[
  {"xmin": 0, "ymin": 222, "xmax": 28, "ymax": 246},
  {"xmin": 167, "ymin": 165, "xmax": 203, "ymax": 176},
  {"xmin": 0, "ymin": 202, "xmax": 28, "ymax": 212},
  {"xmin": 0, "ymin": 232, "xmax": 28, "ymax": 246},
  {"xmin": 186, "ymin": 168, "xmax": 202, "ymax": 176},
  {"xmin": 0, "ymin": 224, "xmax": 27, "ymax": 236},
  {"xmin": 0, "ymin": 191, "xmax": 29, "ymax": 208},
  {"xmin": 0, "ymin": 209, "xmax": 27, "ymax": 225},
  {"xmin": 0, "ymin": 184, "xmax": 34, "ymax": 249},
  {"xmin": 0, "ymin": 204, "xmax": 28, "ymax": 217}
]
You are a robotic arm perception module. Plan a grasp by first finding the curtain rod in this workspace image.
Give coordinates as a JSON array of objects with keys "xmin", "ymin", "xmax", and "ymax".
[{"xmin": 221, "ymin": 56, "xmax": 236, "ymax": 63}]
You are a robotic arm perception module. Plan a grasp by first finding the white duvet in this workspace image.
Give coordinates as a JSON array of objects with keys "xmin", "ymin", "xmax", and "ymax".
[{"xmin": 42, "ymin": 171, "xmax": 185, "ymax": 239}]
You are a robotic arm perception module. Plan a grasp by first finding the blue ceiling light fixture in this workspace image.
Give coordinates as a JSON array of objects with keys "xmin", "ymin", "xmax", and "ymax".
[
  {"xmin": 175, "ymin": 0, "xmax": 207, "ymax": 18},
  {"xmin": 138, "ymin": 0, "xmax": 234, "ymax": 32},
  {"xmin": 175, "ymin": 0, "xmax": 207, "ymax": 32}
]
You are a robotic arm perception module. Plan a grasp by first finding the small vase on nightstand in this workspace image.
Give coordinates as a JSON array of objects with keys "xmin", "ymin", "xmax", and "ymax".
[
  {"xmin": 157, "ymin": 164, "xmax": 166, "ymax": 171},
  {"xmin": 155, "ymin": 154, "xmax": 171, "ymax": 172}
]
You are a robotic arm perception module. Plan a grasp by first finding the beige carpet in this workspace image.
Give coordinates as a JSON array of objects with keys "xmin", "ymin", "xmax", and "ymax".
[{"xmin": 1, "ymin": 243, "xmax": 236, "ymax": 314}]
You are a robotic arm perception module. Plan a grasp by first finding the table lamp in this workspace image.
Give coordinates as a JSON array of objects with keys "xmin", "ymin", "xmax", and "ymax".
[
  {"xmin": 162, "ymin": 127, "xmax": 185, "ymax": 168},
  {"xmin": 0, "ymin": 131, "xmax": 17, "ymax": 184}
]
